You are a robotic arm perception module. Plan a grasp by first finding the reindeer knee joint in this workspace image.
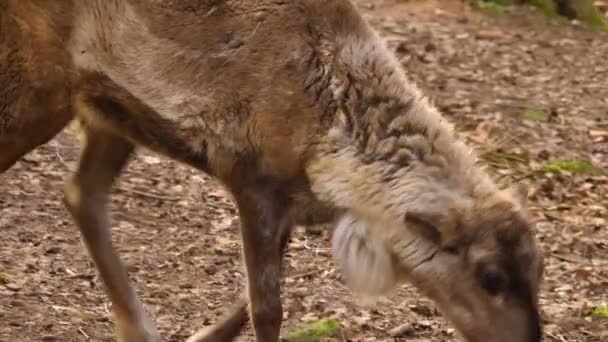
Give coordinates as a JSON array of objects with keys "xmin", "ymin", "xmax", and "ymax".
[{"xmin": 250, "ymin": 300, "xmax": 282, "ymax": 326}]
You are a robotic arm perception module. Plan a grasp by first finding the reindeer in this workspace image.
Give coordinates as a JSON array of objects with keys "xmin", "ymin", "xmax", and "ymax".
[{"xmin": 1, "ymin": 0, "xmax": 545, "ymax": 341}]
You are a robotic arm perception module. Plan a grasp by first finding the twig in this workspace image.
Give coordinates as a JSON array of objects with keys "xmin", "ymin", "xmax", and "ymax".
[
  {"xmin": 50, "ymin": 141, "xmax": 74, "ymax": 172},
  {"xmin": 250, "ymin": 21, "xmax": 261, "ymax": 38},
  {"xmin": 103, "ymin": 303, "xmax": 111, "ymax": 316},
  {"xmin": 484, "ymin": 161, "xmax": 510, "ymax": 169},
  {"xmin": 545, "ymin": 331, "xmax": 569, "ymax": 342},
  {"xmin": 551, "ymin": 253, "xmax": 584, "ymax": 264},
  {"xmin": 78, "ymin": 327, "xmax": 90, "ymax": 340},
  {"xmin": 492, "ymin": 151, "xmax": 528, "ymax": 163},
  {"xmin": 287, "ymin": 269, "xmax": 324, "ymax": 280},
  {"xmin": 511, "ymin": 170, "xmax": 540, "ymax": 182},
  {"xmin": 116, "ymin": 186, "xmax": 180, "ymax": 202},
  {"xmin": 63, "ymin": 272, "xmax": 95, "ymax": 280},
  {"xmin": 493, "ymin": 131, "xmax": 526, "ymax": 149}
]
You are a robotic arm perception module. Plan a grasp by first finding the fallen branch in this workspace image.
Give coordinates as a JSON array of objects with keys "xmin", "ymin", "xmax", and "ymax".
[
  {"xmin": 551, "ymin": 253, "xmax": 584, "ymax": 264},
  {"xmin": 115, "ymin": 186, "xmax": 181, "ymax": 202},
  {"xmin": 78, "ymin": 328, "xmax": 90, "ymax": 340},
  {"xmin": 287, "ymin": 269, "xmax": 325, "ymax": 280}
]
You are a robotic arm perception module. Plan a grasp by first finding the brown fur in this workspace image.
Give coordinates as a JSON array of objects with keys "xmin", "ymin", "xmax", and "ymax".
[
  {"xmin": 0, "ymin": 1, "xmax": 74, "ymax": 171},
  {"xmin": 1, "ymin": 1, "xmax": 543, "ymax": 342}
]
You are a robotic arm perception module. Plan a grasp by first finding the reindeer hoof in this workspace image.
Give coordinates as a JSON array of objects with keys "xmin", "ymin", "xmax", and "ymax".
[{"xmin": 185, "ymin": 327, "xmax": 214, "ymax": 342}]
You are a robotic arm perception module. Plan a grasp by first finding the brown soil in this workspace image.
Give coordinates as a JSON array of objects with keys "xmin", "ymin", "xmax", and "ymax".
[{"xmin": 1, "ymin": 1, "xmax": 606, "ymax": 341}]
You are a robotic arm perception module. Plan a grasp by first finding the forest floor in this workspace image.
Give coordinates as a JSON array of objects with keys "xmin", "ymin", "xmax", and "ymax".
[{"xmin": 1, "ymin": 0, "xmax": 606, "ymax": 341}]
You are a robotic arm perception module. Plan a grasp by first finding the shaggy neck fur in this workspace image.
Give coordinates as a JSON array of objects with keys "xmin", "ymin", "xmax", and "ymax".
[
  {"xmin": 306, "ymin": 29, "xmax": 498, "ymax": 234},
  {"xmin": 304, "ymin": 27, "xmax": 507, "ymax": 298}
]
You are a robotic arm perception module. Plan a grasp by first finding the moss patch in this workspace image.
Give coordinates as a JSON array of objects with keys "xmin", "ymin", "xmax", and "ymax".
[
  {"xmin": 534, "ymin": 0, "xmax": 608, "ymax": 32},
  {"xmin": 287, "ymin": 318, "xmax": 341, "ymax": 342},
  {"xmin": 544, "ymin": 160, "xmax": 603, "ymax": 175},
  {"xmin": 0, "ymin": 272, "xmax": 11, "ymax": 284},
  {"xmin": 472, "ymin": 0, "xmax": 608, "ymax": 31},
  {"xmin": 521, "ymin": 107, "xmax": 550, "ymax": 121},
  {"xmin": 473, "ymin": 0, "xmax": 513, "ymax": 14},
  {"xmin": 568, "ymin": 0, "xmax": 608, "ymax": 32},
  {"xmin": 591, "ymin": 305, "xmax": 608, "ymax": 318},
  {"xmin": 528, "ymin": 0, "xmax": 557, "ymax": 15}
]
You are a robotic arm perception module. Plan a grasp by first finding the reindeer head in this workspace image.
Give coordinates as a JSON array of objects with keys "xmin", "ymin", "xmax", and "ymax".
[
  {"xmin": 331, "ymin": 185, "xmax": 544, "ymax": 342},
  {"xmin": 304, "ymin": 25, "xmax": 544, "ymax": 338}
]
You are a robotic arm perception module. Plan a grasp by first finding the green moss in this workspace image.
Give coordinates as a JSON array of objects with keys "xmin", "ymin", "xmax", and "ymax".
[
  {"xmin": 474, "ymin": 0, "xmax": 513, "ymax": 14},
  {"xmin": 527, "ymin": 0, "xmax": 608, "ymax": 32},
  {"xmin": 544, "ymin": 160, "xmax": 603, "ymax": 175},
  {"xmin": 287, "ymin": 318, "xmax": 341, "ymax": 342},
  {"xmin": 568, "ymin": 0, "xmax": 608, "ymax": 32},
  {"xmin": 473, "ymin": 0, "xmax": 608, "ymax": 32},
  {"xmin": 528, "ymin": 0, "xmax": 557, "ymax": 15},
  {"xmin": 520, "ymin": 107, "xmax": 550, "ymax": 121},
  {"xmin": 591, "ymin": 305, "xmax": 608, "ymax": 318},
  {"xmin": 0, "ymin": 272, "xmax": 11, "ymax": 284}
]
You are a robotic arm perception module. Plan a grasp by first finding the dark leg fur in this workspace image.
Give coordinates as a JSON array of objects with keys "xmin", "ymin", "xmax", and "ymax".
[
  {"xmin": 187, "ymin": 202, "xmax": 296, "ymax": 342},
  {"xmin": 234, "ymin": 184, "xmax": 287, "ymax": 342}
]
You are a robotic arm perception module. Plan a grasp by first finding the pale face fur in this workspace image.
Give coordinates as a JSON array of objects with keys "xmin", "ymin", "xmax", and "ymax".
[
  {"xmin": 310, "ymin": 138, "xmax": 543, "ymax": 341},
  {"xmin": 330, "ymin": 189, "xmax": 543, "ymax": 342}
]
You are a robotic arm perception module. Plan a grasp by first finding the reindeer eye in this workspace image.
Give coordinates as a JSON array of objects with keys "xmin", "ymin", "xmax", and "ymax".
[{"xmin": 479, "ymin": 268, "xmax": 508, "ymax": 296}]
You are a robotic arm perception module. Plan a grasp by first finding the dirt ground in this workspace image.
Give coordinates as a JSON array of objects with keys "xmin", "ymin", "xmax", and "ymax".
[{"xmin": 1, "ymin": 1, "xmax": 607, "ymax": 341}]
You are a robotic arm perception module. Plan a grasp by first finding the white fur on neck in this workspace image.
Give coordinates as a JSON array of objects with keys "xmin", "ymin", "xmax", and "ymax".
[{"xmin": 332, "ymin": 213, "xmax": 400, "ymax": 297}]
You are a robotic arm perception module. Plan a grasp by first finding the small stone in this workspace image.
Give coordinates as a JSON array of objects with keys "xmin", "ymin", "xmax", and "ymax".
[
  {"xmin": 476, "ymin": 29, "xmax": 505, "ymax": 40},
  {"xmin": 4, "ymin": 283, "xmax": 22, "ymax": 291},
  {"xmin": 409, "ymin": 303, "xmax": 435, "ymax": 317},
  {"xmin": 9, "ymin": 300, "xmax": 24, "ymax": 307},
  {"xmin": 45, "ymin": 246, "xmax": 62, "ymax": 255},
  {"xmin": 204, "ymin": 265, "xmax": 217, "ymax": 275},
  {"xmin": 389, "ymin": 323, "xmax": 414, "ymax": 337}
]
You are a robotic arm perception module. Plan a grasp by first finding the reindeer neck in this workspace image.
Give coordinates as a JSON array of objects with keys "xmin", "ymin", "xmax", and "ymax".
[{"xmin": 306, "ymin": 34, "xmax": 497, "ymax": 222}]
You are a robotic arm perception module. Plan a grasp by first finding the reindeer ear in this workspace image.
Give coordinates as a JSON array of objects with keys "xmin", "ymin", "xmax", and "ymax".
[
  {"xmin": 404, "ymin": 210, "xmax": 458, "ymax": 249},
  {"xmin": 404, "ymin": 210, "xmax": 443, "ymax": 244}
]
